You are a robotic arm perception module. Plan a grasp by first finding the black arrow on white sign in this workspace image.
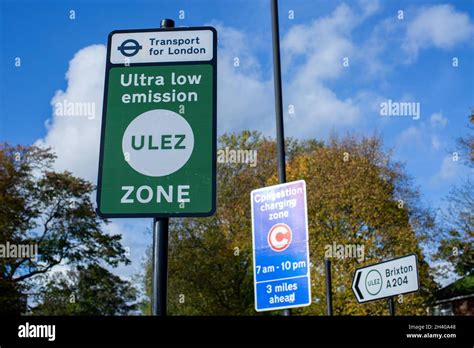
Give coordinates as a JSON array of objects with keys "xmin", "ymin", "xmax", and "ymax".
[{"xmin": 353, "ymin": 270, "xmax": 364, "ymax": 301}]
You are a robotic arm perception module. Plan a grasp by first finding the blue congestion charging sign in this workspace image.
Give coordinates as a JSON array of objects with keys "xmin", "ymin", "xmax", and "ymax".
[{"xmin": 251, "ymin": 180, "xmax": 311, "ymax": 311}]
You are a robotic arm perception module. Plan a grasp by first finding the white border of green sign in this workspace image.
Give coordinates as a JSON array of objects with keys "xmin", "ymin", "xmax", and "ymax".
[{"xmin": 96, "ymin": 27, "xmax": 217, "ymax": 218}]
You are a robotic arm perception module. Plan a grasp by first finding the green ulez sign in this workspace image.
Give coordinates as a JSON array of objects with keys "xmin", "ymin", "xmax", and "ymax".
[{"xmin": 97, "ymin": 27, "xmax": 217, "ymax": 217}]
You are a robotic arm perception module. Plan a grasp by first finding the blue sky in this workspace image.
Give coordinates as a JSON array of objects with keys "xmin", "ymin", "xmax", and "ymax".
[{"xmin": 1, "ymin": 0, "xmax": 473, "ymax": 280}]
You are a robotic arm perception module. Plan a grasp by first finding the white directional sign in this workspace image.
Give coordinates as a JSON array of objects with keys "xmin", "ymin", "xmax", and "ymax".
[{"xmin": 352, "ymin": 254, "xmax": 419, "ymax": 303}]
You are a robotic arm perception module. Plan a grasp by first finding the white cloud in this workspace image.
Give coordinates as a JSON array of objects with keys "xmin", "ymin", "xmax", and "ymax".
[
  {"xmin": 438, "ymin": 155, "xmax": 458, "ymax": 180},
  {"xmin": 282, "ymin": 4, "xmax": 357, "ymax": 81},
  {"xmin": 214, "ymin": 25, "xmax": 274, "ymax": 135},
  {"xmin": 358, "ymin": 4, "xmax": 473, "ymax": 75},
  {"xmin": 403, "ymin": 4, "xmax": 474, "ymax": 60},
  {"xmin": 358, "ymin": 0, "xmax": 380, "ymax": 17},
  {"xmin": 281, "ymin": 4, "xmax": 363, "ymax": 138},
  {"xmin": 396, "ymin": 126, "xmax": 423, "ymax": 149},
  {"xmin": 103, "ymin": 220, "xmax": 151, "ymax": 280},
  {"xmin": 430, "ymin": 112, "xmax": 448, "ymax": 128},
  {"xmin": 35, "ymin": 45, "xmax": 106, "ymax": 183},
  {"xmin": 431, "ymin": 135, "xmax": 441, "ymax": 151},
  {"xmin": 429, "ymin": 154, "xmax": 471, "ymax": 188},
  {"xmin": 395, "ymin": 113, "xmax": 448, "ymax": 152},
  {"xmin": 428, "ymin": 113, "xmax": 448, "ymax": 150}
]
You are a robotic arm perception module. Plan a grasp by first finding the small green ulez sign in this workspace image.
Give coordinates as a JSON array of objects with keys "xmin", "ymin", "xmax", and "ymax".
[{"xmin": 97, "ymin": 27, "xmax": 217, "ymax": 218}]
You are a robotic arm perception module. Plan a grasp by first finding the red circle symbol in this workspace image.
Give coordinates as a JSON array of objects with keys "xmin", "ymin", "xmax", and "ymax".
[{"xmin": 267, "ymin": 223, "xmax": 292, "ymax": 252}]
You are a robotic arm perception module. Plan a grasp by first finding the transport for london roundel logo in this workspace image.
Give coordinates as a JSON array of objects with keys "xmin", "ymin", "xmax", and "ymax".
[{"xmin": 267, "ymin": 223, "xmax": 292, "ymax": 252}]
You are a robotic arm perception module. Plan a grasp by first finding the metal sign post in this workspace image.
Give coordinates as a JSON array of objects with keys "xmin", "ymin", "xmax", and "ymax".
[
  {"xmin": 270, "ymin": 0, "xmax": 290, "ymax": 317},
  {"xmin": 388, "ymin": 296, "xmax": 395, "ymax": 316},
  {"xmin": 325, "ymin": 258, "xmax": 333, "ymax": 316},
  {"xmin": 97, "ymin": 18, "xmax": 217, "ymax": 316},
  {"xmin": 150, "ymin": 18, "xmax": 174, "ymax": 318}
]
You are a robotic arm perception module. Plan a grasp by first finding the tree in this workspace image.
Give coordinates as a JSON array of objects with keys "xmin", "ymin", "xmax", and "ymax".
[
  {"xmin": 32, "ymin": 264, "xmax": 138, "ymax": 315},
  {"xmin": 141, "ymin": 131, "xmax": 436, "ymax": 315},
  {"xmin": 285, "ymin": 134, "xmax": 435, "ymax": 315},
  {"xmin": 457, "ymin": 111, "xmax": 474, "ymax": 167},
  {"xmin": 139, "ymin": 245, "xmax": 153, "ymax": 315},
  {"xmin": 434, "ymin": 112, "xmax": 474, "ymax": 277},
  {"xmin": 0, "ymin": 144, "xmax": 130, "ymax": 314}
]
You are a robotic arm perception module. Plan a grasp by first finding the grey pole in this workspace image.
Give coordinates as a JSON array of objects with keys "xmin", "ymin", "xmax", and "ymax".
[
  {"xmin": 271, "ymin": 0, "xmax": 286, "ymax": 185},
  {"xmin": 388, "ymin": 297, "xmax": 395, "ymax": 316},
  {"xmin": 271, "ymin": 0, "xmax": 289, "ymax": 316},
  {"xmin": 152, "ymin": 217, "xmax": 169, "ymax": 316},
  {"xmin": 325, "ymin": 259, "xmax": 333, "ymax": 315},
  {"xmin": 151, "ymin": 18, "xmax": 175, "ymax": 316}
]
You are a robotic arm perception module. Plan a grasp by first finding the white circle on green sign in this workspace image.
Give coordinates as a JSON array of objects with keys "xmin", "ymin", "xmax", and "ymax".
[
  {"xmin": 122, "ymin": 109, "xmax": 194, "ymax": 177},
  {"xmin": 365, "ymin": 269, "xmax": 383, "ymax": 295}
]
